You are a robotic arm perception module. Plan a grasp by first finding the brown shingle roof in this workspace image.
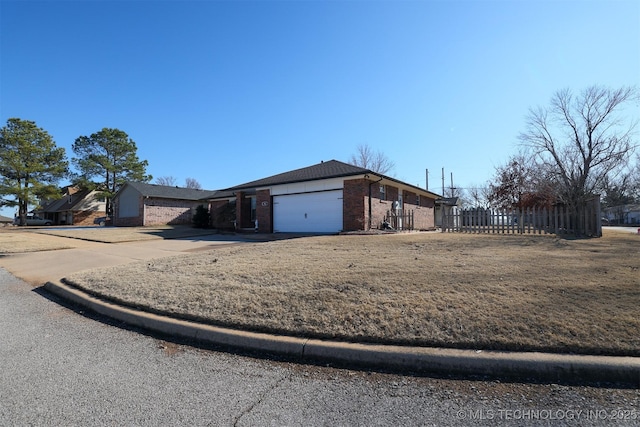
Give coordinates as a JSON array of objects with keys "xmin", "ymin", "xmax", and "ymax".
[
  {"xmin": 228, "ymin": 160, "xmax": 370, "ymax": 190},
  {"xmin": 40, "ymin": 188, "xmax": 93, "ymax": 213},
  {"xmin": 123, "ymin": 182, "xmax": 218, "ymax": 201}
]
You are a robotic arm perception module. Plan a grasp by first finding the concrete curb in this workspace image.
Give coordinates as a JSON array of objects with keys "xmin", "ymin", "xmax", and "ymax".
[{"xmin": 44, "ymin": 280, "xmax": 640, "ymax": 386}]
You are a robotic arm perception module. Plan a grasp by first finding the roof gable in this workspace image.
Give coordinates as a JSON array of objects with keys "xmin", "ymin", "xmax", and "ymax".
[
  {"xmin": 229, "ymin": 160, "xmax": 370, "ymax": 190},
  {"xmin": 40, "ymin": 188, "xmax": 95, "ymax": 212}
]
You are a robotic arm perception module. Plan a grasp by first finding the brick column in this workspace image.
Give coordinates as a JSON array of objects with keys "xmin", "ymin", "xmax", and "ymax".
[
  {"xmin": 343, "ymin": 179, "xmax": 367, "ymax": 231},
  {"xmin": 235, "ymin": 191, "xmax": 244, "ymax": 229},
  {"xmin": 256, "ymin": 189, "xmax": 271, "ymax": 233}
]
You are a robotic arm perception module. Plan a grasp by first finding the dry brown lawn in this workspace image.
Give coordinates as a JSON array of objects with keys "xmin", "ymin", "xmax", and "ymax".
[
  {"xmin": 65, "ymin": 230, "xmax": 640, "ymax": 356},
  {"xmin": 0, "ymin": 229, "xmax": 76, "ymax": 253}
]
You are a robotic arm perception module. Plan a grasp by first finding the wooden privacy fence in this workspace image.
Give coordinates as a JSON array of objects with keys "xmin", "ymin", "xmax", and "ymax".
[
  {"xmin": 383, "ymin": 209, "xmax": 414, "ymax": 231},
  {"xmin": 442, "ymin": 204, "xmax": 602, "ymax": 237}
]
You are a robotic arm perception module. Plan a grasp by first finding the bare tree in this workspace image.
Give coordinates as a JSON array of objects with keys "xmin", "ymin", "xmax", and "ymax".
[
  {"xmin": 489, "ymin": 154, "xmax": 531, "ymax": 209},
  {"xmin": 466, "ymin": 184, "xmax": 491, "ymax": 209},
  {"xmin": 156, "ymin": 176, "xmax": 177, "ymax": 186},
  {"xmin": 185, "ymin": 177, "xmax": 202, "ymax": 189},
  {"xmin": 601, "ymin": 173, "xmax": 635, "ymax": 207},
  {"xmin": 349, "ymin": 143, "xmax": 395, "ymax": 175},
  {"xmin": 489, "ymin": 154, "xmax": 557, "ymax": 210},
  {"xmin": 453, "ymin": 187, "xmax": 471, "ymax": 208},
  {"xmin": 519, "ymin": 85, "xmax": 638, "ymax": 230},
  {"xmin": 631, "ymin": 154, "xmax": 640, "ymax": 201}
]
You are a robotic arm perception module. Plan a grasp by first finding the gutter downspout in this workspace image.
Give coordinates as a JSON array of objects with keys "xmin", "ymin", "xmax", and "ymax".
[{"xmin": 368, "ymin": 176, "xmax": 383, "ymax": 230}]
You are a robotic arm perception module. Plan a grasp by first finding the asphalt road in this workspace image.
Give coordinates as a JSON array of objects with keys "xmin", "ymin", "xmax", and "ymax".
[{"xmin": 1, "ymin": 268, "xmax": 638, "ymax": 426}]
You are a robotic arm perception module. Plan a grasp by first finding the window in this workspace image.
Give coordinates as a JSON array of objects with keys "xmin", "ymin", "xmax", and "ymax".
[
  {"xmin": 379, "ymin": 185, "xmax": 386, "ymax": 201},
  {"xmin": 416, "ymin": 195, "xmax": 420, "ymax": 206}
]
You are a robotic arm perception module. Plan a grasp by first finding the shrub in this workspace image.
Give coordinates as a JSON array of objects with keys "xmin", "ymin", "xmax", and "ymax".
[{"xmin": 192, "ymin": 204, "xmax": 210, "ymax": 228}]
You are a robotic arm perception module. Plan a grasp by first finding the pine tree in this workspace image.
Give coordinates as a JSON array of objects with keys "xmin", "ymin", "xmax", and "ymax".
[
  {"xmin": 0, "ymin": 118, "xmax": 68, "ymax": 225},
  {"xmin": 72, "ymin": 128, "xmax": 151, "ymax": 215}
]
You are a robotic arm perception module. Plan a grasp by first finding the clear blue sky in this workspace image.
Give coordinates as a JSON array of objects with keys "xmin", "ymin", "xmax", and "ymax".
[{"xmin": 1, "ymin": 0, "xmax": 639, "ymax": 217}]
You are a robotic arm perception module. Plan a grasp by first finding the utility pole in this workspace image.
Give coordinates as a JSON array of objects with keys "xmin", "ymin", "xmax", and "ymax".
[
  {"xmin": 450, "ymin": 172, "xmax": 455, "ymax": 197},
  {"xmin": 425, "ymin": 169, "xmax": 429, "ymax": 191},
  {"xmin": 441, "ymin": 168, "xmax": 445, "ymax": 197}
]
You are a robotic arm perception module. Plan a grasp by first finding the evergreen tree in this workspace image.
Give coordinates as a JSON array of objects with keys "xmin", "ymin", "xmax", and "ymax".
[
  {"xmin": 0, "ymin": 118, "xmax": 68, "ymax": 225},
  {"xmin": 192, "ymin": 205, "xmax": 210, "ymax": 228},
  {"xmin": 72, "ymin": 128, "xmax": 151, "ymax": 215}
]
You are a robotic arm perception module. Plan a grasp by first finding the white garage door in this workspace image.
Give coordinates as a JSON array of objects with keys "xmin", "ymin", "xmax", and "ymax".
[{"xmin": 273, "ymin": 190, "xmax": 343, "ymax": 233}]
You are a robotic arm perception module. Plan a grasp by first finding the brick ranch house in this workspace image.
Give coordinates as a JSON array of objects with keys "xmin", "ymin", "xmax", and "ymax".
[
  {"xmin": 206, "ymin": 160, "xmax": 441, "ymax": 233},
  {"xmin": 37, "ymin": 186, "xmax": 107, "ymax": 226},
  {"xmin": 112, "ymin": 182, "xmax": 216, "ymax": 227}
]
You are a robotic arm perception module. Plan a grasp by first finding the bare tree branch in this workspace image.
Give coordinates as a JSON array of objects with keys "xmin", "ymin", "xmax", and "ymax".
[
  {"xmin": 349, "ymin": 143, "xmax": 395, "ymax": 175},
  {"xmin": 185, "ymin": 177, "xmax": 202, "ymax": 189},
  {"xmin": 519, "ymin": 85, "xmax": 638, "ymax": 210},
  {"xmin": 155, "ymin": 176, "xmax": 177, "ymax": 186}
]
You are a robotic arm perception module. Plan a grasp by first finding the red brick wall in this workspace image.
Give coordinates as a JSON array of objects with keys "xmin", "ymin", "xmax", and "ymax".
[
  {"xmin": 144, "ymin": 197, "xmax": 203, "ymax": 226},
  {"xmin": 343, "ymin": 179, "xmax": 368, "ymax": 231},
  {"xmin": 209, "ymin": 200, "xmax": 234, "ymax": 230},
  {"xmin": 386, "ymin": 185, "xmax": 399, "ymax": 202},
  {"xmin": 73, "ymin": 210, "xmax": 106, "ymax": 226},
  {"xmin": 371, "ymin": 199, "xmax": 395, "ymax": 229},
  {"xmin": 344, "ymin": 179, "xmax": 418, "ymax": 231},
  {"xmin": 255, "ymin": 189, "xmax": 271, "ymax": 233},
  {"xmin": 344, "ymin": 181, "xmax": 435, "ymax": 230},
  {"xmin": 115, "ymin": 195, "xmax": 205, "ymax": 227},
  {"xmin": 402, "ymin": 190, "xmax": 436, "ymax": 230},
  {"xmin": 403, "ymin": 190, "xmax": 417, "ymax": 207},
  {"xmin": 369, "ymin": 183, "xmax": 398, "ymax": 229},
  {"xmin": 235, "ymin": 192, "xmax": 245, "ymax": 228}
]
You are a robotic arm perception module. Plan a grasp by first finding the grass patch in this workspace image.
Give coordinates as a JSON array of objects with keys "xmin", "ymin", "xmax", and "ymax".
[
  {"xmin": 66, "ymin": 231, "xmax": 640, "ymax": 356},
  {"xmin": 0, "ymin": 230, "xmax": 76, "ymax": 253}
]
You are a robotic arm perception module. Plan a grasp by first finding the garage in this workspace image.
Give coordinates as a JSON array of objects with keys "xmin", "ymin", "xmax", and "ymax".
[{"xmin": 273, "ymin": 190, "xmax": 343, "ymax": 233}]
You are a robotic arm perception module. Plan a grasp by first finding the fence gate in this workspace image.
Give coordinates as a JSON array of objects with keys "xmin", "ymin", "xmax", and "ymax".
[{"xmin": 383, "ymin": 209, "xmax": 414, "ymax": 231}]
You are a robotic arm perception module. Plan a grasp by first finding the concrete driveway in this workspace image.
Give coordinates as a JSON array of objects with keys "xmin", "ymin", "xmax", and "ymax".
[{"xmin": 0, "ymin": 232, "xmax": 249, "ymax": 286}]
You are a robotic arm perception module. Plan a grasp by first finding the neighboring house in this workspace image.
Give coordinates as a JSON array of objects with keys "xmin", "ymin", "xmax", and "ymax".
[
  {"xmin": 603, "ymin": 204, "xmax": 640, "ymax": 225},
  {"xmin": 206, "ymin": 160, "xmax": 441, "ymax": 234},
  {"xmin": 113, "ymin": 182, "xmax": 217, "ymax": 226},
  {"xmin": 0, "ymin": 215, "xmax": 13, "ymax": 226},
  {"xmin": 37, "ymin": 187, "xmax": 107, "ymax": 226}
]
